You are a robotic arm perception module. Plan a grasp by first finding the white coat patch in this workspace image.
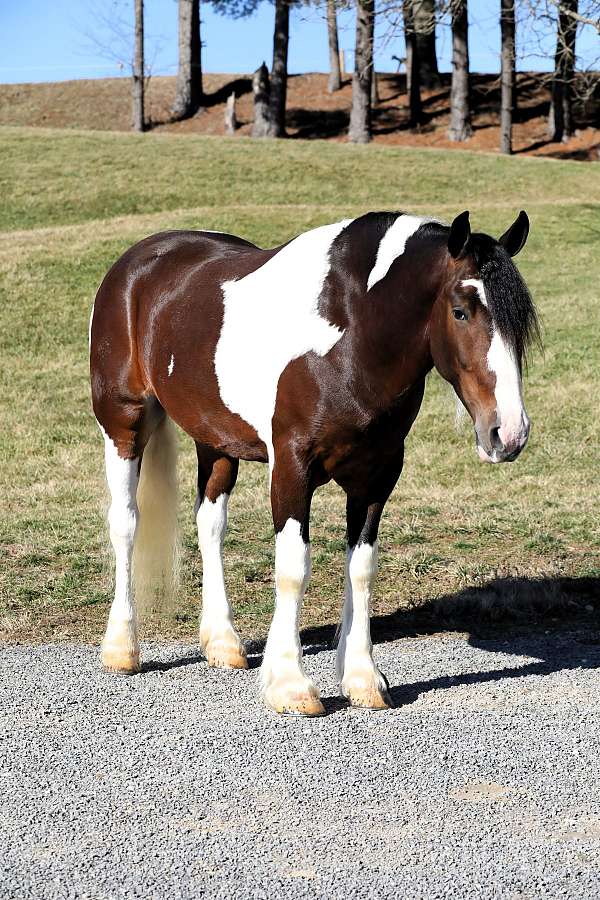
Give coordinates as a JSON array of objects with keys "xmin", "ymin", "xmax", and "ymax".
[
  {"xmin": 167, "ymin": 354, "xmax": 175, "ymax": 377},
  {"xmin": 215, "ymin": 220, "xmax": 351, "ymax": 466},
  {"xmin": 367, "ymin": 214, "xmax": 432, "ymax": 291}
]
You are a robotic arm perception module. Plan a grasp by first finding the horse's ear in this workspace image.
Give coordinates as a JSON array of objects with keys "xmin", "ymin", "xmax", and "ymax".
[
  {"xmin": 448, "ymin": 210, "xmax": 471, "ymax": 259},
  {"xmin": 499, "ymin": 210, "xmax": 529, "ymax": 257}
]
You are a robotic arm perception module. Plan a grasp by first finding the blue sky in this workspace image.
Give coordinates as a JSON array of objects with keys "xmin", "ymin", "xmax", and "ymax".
[{"xmin": 0, "ymin": 0, "xmax": 596, "ymax": 84}]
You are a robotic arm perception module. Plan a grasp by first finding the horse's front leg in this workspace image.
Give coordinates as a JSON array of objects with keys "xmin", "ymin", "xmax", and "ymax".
[
  {"xmin": 336, "ymin": 490, "xmax": 397, "ymax": 710},
  {"xmin": 260, "ymin": 449, "xmax": 323, "ymax": 716}
]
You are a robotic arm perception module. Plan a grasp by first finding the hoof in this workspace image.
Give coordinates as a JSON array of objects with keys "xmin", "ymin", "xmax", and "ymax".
[
  {"xmin": 101, "ymin": 646, "xmax": 140, "ymax": 675},
  {"xmin": 264, "ymin": 681, "xmax": 325, "ymax": 717},
  {"xmin": 347, "ymin": 687, "xmax": 393, "ymax": 710},
  {"xmin": 204, "ymin": 642, "xmax": 248, "ymax": 670},
  {"xmin": 274, "ymin": 695, "xmax": 326, "ymax": 717},
  {"xmin": 342, "ymin": 668, "xmax": 393, "ymax": 710}
]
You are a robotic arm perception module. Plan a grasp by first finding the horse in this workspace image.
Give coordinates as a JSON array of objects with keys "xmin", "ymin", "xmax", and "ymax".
[{"xmin": 90, "ymin": 209, "xmax": 538, "ymax": 716}]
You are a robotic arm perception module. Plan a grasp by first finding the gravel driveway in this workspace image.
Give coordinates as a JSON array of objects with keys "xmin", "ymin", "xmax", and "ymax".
[{"xmin": 2, "ymin": 629, "xmax": 600, "ymax": 898}]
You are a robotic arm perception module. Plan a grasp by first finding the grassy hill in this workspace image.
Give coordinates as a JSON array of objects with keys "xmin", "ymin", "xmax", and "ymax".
[{"xmin": 0, "ymin": 125, "xmax": 598, "ymax": 642}]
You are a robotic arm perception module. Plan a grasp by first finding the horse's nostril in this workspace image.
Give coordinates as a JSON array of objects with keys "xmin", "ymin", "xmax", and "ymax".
[{"xmin": 489, "ymin": 426, "xmax": 503, "ymax": 451}]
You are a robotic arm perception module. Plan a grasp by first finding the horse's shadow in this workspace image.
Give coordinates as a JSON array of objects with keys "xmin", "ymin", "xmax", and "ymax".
[
  {"xmin": 145, "ymin": 575, "xmax": 599, "ymax": 715},
  {"xmin": 387, "ymin": 633, "xmax": 600, "ymax": 710}
]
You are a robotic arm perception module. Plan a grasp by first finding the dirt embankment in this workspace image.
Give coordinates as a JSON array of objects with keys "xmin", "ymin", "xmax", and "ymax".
[{"xmin": 1, "ymin": 71, "xmax": 598, "ymax": 160}]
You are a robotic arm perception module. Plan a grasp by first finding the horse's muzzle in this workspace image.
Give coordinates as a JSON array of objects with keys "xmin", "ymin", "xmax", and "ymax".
[{"xmin": 476, "ymin": 415, "xmax": 530, "ymax": 464}]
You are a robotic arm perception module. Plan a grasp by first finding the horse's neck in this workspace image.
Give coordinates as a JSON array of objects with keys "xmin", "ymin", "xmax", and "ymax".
[{"xmin": 347, "ymin": 266, "xmax": 440, "ymax": 410}]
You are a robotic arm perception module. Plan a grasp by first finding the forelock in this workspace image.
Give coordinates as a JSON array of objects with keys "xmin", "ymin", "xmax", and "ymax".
[{"xmin": 471, "ymin": 234, "xmax": 539, "ymax": 363}]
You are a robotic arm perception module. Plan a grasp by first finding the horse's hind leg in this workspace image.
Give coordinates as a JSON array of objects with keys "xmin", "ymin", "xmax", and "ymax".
[
  {"xmin": 195, "ymin": 446, "xmax": 247, "ymax": 670},
  {"xmin": 101, "ymin": 430, "xmax": 142, "ymax": 674},
  {"xmin": 97, "ymin": 394, "xmax": 164, "ymax": 674}
]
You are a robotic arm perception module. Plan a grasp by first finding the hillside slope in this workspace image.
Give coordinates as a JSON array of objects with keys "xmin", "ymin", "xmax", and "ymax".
[{"xmin": 1, "ymin": 72, "xmax": 598, "ymax": 161}]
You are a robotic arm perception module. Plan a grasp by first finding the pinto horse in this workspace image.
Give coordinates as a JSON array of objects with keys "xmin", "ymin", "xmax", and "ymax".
[{"xmin": 90, "ymin": 210, "xmax": 538, "ymax": 716}]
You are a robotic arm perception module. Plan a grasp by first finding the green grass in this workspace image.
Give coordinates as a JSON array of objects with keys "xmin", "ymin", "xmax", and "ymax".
[{"xmin": 1, "ymin": 125, "xmax": 598, "ymax": 642}]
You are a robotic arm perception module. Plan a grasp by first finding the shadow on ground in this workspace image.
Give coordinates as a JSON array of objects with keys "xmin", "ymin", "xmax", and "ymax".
[{"xmin": 146, "ymin": 574, "xmax": 600, "ymax": 715}]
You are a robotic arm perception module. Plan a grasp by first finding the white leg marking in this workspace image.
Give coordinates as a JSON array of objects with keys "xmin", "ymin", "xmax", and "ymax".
[
  {"xmin": 101, "ymin": 432, "xmax": 141, "ymax": 673},
  {"xmin": 197, "ymin": 494, "xmax": 246, "ymax": 669},
  {"xmin": 367, "ymin": 215, "xmax": 436, "ymax": 291},
  {"xmin": 261, "ymin": 519, "xmax": 323, "ymax": 715},
  {"xmin": 215, "ymin": 220, "xmax": 352, "ymax": 469},
  {"xmin": 337, "ymin": 542, "xmax": 390, "ymax": 708}
]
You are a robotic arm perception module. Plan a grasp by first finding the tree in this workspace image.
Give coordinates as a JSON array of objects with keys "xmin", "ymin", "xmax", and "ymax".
[
  {"xmin": 349, "ymin": 0, "xmax": 375, "ymax": 142},
  {"xmin": 327, "ymin": 0, "xmax": 342, "ymax": 92},
  {"xmin": 413, "ymin": 0, "xmax": 441, "ymax": 88},
  {"xmin": 548, "ymin": 0, "xmax": 578, "ymax": 141},
  {"xmin": 447, "ymin": 0, "xmax": 472, "ymax": 141},
  {"xmin": 403, "ymin": 0, "xmax": 423, "ymax": 126},
  {"xmin": 210, "ymin": 0, "xmax": 289, "ymax": 137},
  {"xmin": 132, "ymin": 0, "xmax": 145, "ymax": 131},
  {"xmin": 500, "ymin": 0, "xmax": 516, "ymax": 153},
  {"xmin": 252, "ymin": 61, "xmax": 272, "ymax": 136},
  {"xmin": 267, "ymin": 0, "xmax": 290, "ymax": 136},
  {"xmin": 173, "ymin": 0, "xmax": 203, "ymax": 119}
]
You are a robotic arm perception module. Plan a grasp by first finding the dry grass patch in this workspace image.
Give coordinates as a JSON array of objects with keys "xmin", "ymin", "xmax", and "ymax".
[{"xmin": 0, "ymin": 129, "xmax": 598, "ymax": 643}]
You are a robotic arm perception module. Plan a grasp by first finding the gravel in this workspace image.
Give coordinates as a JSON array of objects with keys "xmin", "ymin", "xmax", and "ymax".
[{"xmin": 2, "ymin": 629, "xmax": 600, "ymax": 899}]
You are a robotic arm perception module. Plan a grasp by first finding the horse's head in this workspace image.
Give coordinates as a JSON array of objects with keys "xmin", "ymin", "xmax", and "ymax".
[{"xmin": 430, "ymin": 210, "xmax": 539, "ymax": 463}]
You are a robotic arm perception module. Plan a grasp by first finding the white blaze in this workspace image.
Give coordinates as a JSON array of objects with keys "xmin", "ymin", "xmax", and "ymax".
[
  {"xmin": 461, "ymin": 277, "xmax": 487, "ymax": 307},
  {"xmin": 461, "ymin": 278, "xmax": 529, "ymax": 460},
  {"xmin": 215, "ymin": 220, "xmax": 351, "ymax": 467},
  {"xmin": 464, "ymin": 278, "xmax": 528, "ymax": 453},
  {"xmin": 487, "ymin": 329, "xmax": 527, "ymax": 446}
]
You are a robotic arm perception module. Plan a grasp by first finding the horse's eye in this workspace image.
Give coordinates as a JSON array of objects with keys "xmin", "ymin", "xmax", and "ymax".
[{"xmin": 453, "ymin": 308, "xmax": 468, "ymax": 321}]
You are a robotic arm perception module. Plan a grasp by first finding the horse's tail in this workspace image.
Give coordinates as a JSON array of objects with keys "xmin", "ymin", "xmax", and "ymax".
[{"xmin": 133, "ymin": 416, "xmax": 179, "ymax": 618}]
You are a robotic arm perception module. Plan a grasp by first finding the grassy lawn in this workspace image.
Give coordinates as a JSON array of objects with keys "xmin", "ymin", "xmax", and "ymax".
[{"xmin": 0, "ymin": 125, "xmax": 598, "ymax": 643}]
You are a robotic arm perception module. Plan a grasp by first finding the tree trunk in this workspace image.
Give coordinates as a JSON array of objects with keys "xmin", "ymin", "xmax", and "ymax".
[
  {"xmin": 224, "ymin": 93, "xmax": 237, "ymax": 134},
  {"xmin": 327, "ymin": 0, "xmax": 342, "ymax": 92},
  {"xmin": 369, "ymin": 4, "xmax": 378, "ymax": 106},
  {"xmin": 413, "ymin": 0, "xmax": 440, "ymax": 88},
  {"xmin": 500, "ymin": 0, "xmax": 515, "ymax": 154},
  {"xmin": 132, "ymin": 0, "xmax": 144, "ymax": 132},
  {"xmin": 448, "ymin": 0, "xmax": 472, "ymax": 141},
  {"xmin": 371, "ymin": 70, "xmax": 379, "ymax": 106},
  {"xmin": 252, "ymin": 62, "xmax": 271, "ymax": 137},
  {"xmin": 348, "ymin": 0, "xmax": 374, "ymax": 143},
  {"xmin": 548, "ymin": 0, "xmax": 578, "ymax": 142},
  {"xmin": 173, "ymin": 0, "xmax": 203, "ymax": 119},
  {"xmin": 403, "ymin": 0, "xmax": 423, "ymax": 127},
  {"xmin": 267, "ymin": 0, "xmax": 289, "ymax": 137}
]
